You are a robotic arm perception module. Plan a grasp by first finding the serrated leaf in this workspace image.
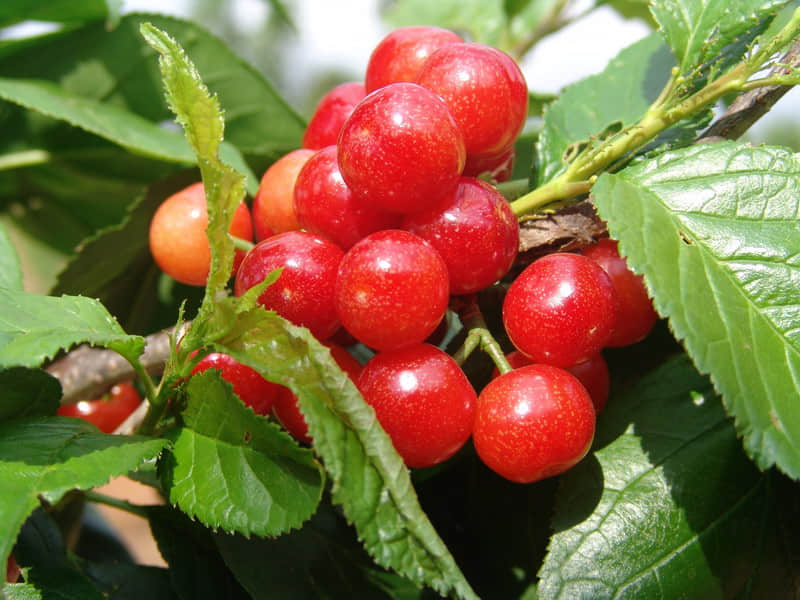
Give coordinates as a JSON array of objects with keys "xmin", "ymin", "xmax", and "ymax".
[
  {"xmin": 0, "ymin": 367, "xmax": 60, "ymax": 422},
  {"xmin": 0, "ymin": 288, "xmax": 144, "ymax": 368},
  {"xmin": 216, "ymin": 314, "xmax": 479, "ymax": 599},
  {"xmin": 161, "ymin": 371, "xmax": 323, "ymax": 537},
  {"xmin": 0, "ymin": 417, "xmax": 168, "ymax": 576},
  {"xmin": 593, "ymin": 141, "xmax": 800, "ymax": 478},
  {"xmin": 538, "ymin": 356, "xmax": 781, "ymax": 599},
  {"xmin": 0, "ymin": 220, "xmax": 22, "ymax": 291},
  {"xmin": 536, "ymin": 33, "xmax": 675, "ymax": 185},
  {"xmin": 651, "ymin": 0, "xmax": 787, "ymax": 80},
  {"xmin": 0, "ymin": 0, "xmax": 120, "ymax": 28}
]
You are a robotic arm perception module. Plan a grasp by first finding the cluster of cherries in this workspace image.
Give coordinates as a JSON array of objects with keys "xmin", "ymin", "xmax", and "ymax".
[{"xmin": 144, "ymin": 26, "xmax": 659, "ymax": 484}]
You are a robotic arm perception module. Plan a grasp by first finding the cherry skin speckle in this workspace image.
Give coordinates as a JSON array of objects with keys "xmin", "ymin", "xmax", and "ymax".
[{"xmin": 303, "ymin": 82, "xmax": 366, "ymax": 150}]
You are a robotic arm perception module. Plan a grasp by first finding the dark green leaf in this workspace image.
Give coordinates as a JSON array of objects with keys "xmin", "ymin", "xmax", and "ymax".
[
  {"xmin": 593, "ymin": 142, "xmax": 800, "ymax": 478},
  {"xmin": 0, "ymin": 288, "xmax": 145, "ymax": 368},
  {"xmin": 82, "ymin": 561, "xmax": 178, "ymax": 600},
  {"xmin": 536, "ymin": 33, "xmax": 675, "ymax": 185},
  {"xmin": 0, "ymin": 221, "xmax": 22, "ymax": 291},
  {"xmin": 160, "ymin": 371, "xmax": 324, "ymax": 537},
  {"xmin": 0, "ymin": 417, "xmax": 167, "ymax": 579},
  {"xmin": 0, "ymin": 367, "xmax": 60, "ymax": 422},
  {"xmin": 538, "ymin": 356, "xmax": 781, "ymax": 599},
  {"xmin": 0, "ymin": 0, "xmax": 120, "ymax": 28}
]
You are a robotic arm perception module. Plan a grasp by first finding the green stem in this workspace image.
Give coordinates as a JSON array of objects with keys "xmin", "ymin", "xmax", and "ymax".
[
  {"xmin": 83, "ymin": 490, "xmax": 150, "ymax": 518},
  {"xmin": 451, "ymin": 297, "xmax": 512, "ymax": 375},
  {"xmin": 510, "ymin": 179, "xmax": 592, "ymax": 216},
  {"xmin": 232, "ymin": 236, "xmax": 255, "ymax": 253},
  {"xmin": 0, "ymin": 149, "xmax": 50, "ymax": 171}
]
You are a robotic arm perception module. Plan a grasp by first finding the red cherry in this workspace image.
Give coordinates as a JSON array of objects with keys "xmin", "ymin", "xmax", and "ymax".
[
  {"xmin": 192, "ymin": 352, "xmax": 280, "ymax": 415},
  {"xmin": 6, "ymin": 555, "xmax": 19, "ymax": 583},
  {"xmin": 272, "ymin": 343, "xmax": 362, "ymax": 444},
  {"xmin": 365, "ymin": 26, "xmax": 463, "ymax": 92},
  {"xmin": 357, "ymin": 343, "xmax": 476, "ymax": 468},
  {"xmin": 302, "ymin": 82, "xmax": 366, "ymax": 150},
  {"xmin": 57, "ymin": 382, "xmax": 142, "ymax": 434},
  {"xmin": 463, "ymin": 146, "xmax": 515, "ymax": 182},
  {"xmin": 149, "ymin": 182, "xmax": 253, "ymax": 286},
  {"xmin": 581, "ymin": 238, "xmax": 658, "ymax": 347},
  {"xmin": 473, "ymin": 364, "xmax": 596, "ymax": 483},
  {"xmin": 416, "ymin": 42, "xmax": 528, "ymax": 158},
  {"xmin": 503, "ymin": 253, "xmax": 620, "ymax": 367},
  {"xmin": 335, "ymin": 230, "xmax": 449, "ymax": 351},
  {"xmin": 234, "ymin": 231, "xmax": 344, "ymax": 340},
  {"xmin": 294, "ymin": 145, "xmax": 400, "ymax": 250},
  {"xmin": 402, "ymin": 177, "xmax": 519, "ymax": 295},
  {"xmin": 338, "ymin": 82, "xmax": 466, "ymax": 214},
  {"xmin": 251, "ymin": 149, "xmax": 315, "ymax": 239}
]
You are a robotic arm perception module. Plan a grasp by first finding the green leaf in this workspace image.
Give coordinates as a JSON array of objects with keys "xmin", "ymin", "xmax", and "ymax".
[
  {"xmin": 538, "ymin": 355, "xmax": 782, "ymax": 599},
  {"xmin": 0, "ymin": 220, "xmax": 22, "ymax": 291},
  {"xmin": 536, "ymin": 33, "xmax": 675, "ymax": 185},
  {"xmin": 0, "ymin": 14, "xmax": 304, "ymax": 162},
  {"xmin": 0, "ymin": 0, "xmax": 120, "ymax": 28},
  {"xmin": 651, "ymin": 0, "xmax": 788, "ymax": 80},
  {"xmin": 0, "ymin": 417, "xmax": 168, "ymax": 576},
  {"xmin": 81, "ymin": 561, "xmax": 178, "ymax": 600},
  {"xmin": 0, "ymin": 367, "xmax": 60, "ymax": 422},
  {"xmin": 593, "ymin": 141, "xmax": 800, "ymax": 478},
  {"xmin": 160, "ymin": 370, "xmax": 324, "ymax": 537},
  {"xmin": 216, "ymin": 315, "xmax": 479, "ymax": 599},
  {"xmin": 0, "ymin": 288, "xmax": 145, "ymax": 368}
]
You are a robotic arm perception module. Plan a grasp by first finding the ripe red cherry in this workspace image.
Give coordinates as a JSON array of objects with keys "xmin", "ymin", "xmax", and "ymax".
[
  {"xmin": 7, "ymin": 555, "xmax": 19, "ymax": 583},
  {"xmin": 402, "ymin": 177, "xmax": 519, "ymax": 295},
  {"xmin": 234, "ymin": 231, "xmax": 344, "ymax": 340},
  {"xmin": 581, "ymin": 238, "xmax": 658, "ymax": 347},
  {"xmin": 503, "ymin": 253, "xmax": 620, "ymax": 367},
  {"xmin": 335, "ymin": 230, "xmax": 449, "ymax": 351},
  {"xmin": 463, "ymin": 146, "xmax": 515, "ymax": 182},
  {"xmin": 251, "ymin": 149, "xmax": 315, "ymax": 239},
  {"xmin": 294, "ymin": 146, "xmax": 400, "ymax": 249},
  {"xmin": 149, "ymin": 182, "xmax": 253, "ymax": 286},
  {"xmin": 338, "ymin": 82, "xmax": 466, "ymax": 214},
  {"xmin": 416, "ymin": 42, "xmax": 528, "ymax": 158},
  {"xmin": 302, "ymin": 82, "xmax": 366, "ymax": 150},
  {"xmin": 57, "ymin": 382, "xmax": 142, "ymax": 434},
  {"xmin": 357, "ymin": 343, "xmax": 476, "ymax": 468},
  {"xmin": 272, "ymin": 342, "xmax": 362, "ymax": 444},
  {"xmin": 191, "ymin": 352, "xmax": 280, "ymax": 415},
  {"xmin": 365, "ymin": 26, "xmax": 463, "ymax": 92},
  {"xmin": 473, "ymin": 364, "xmax": 596, "ymax": 483}
]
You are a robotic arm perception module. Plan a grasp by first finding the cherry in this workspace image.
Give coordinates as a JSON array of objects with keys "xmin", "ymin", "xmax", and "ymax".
[
  {"xmin": 302, "ymin": 82, "xmax": 366, "ymax": 150},
  {"xmin": 365, "ymin": 26, "xmax": 463, "ymax": 93},
  {"xmin": 251, "ymin": 149, "xmax": 315, "ymax": 239},
  {"xmin": 416, "ymin": 42, "xmax": 528, "ymax": 158},
  {"xmin": 402, "ymin": 177, "xmax": 519, "ymax": 295},
  {"xmin": 463, "ymin": 146, "xmax": 515, "ymax": 182},
  {"xmin": 272, "ymin": 342, "xmax": 362, "ymax": 444},
  {"xmin": 357, "ymin": 343, "xmax": 476, "ymax": 468},
  {"xmin": 148, "ymin": 182, "xmax": 253, "ymax": 286},
  {"xmin": 337, "ymin": 82, "xmax": 466, "ymax": 214},
  {"xmin": 191, "ymin": 352, "xmax": 280, "ymax": 415},
  {"xmin": 335, "ymin": 230, "xmax": 449, "ymax": 351},
  {"xmin": 581, "ymin": 238, "xmax": 658, "ymax": 347},
  {"xmin": 503, "ymin": 253, "xmax": 620, "ymax": 367},
  {"xmin": 473, "ymin": 364, "xmax": 596, "ymax": 483},
  {"xmin": 294, "ymin": 145, "xmax": 400, "ymax": 250},
  {"xmin": 57, "ymin": 382, "xmax": 142, "ymax": 434},
  {"xmin": 6, "ymin": 555, "xmax": 19, "ymax": 583},
  {"xmin": 234, "ymin": 231, "xmax": 344, "ymax": 340}
]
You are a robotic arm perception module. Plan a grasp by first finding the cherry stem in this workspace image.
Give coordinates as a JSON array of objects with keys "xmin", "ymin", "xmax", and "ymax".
[
  {"xmin": 83, "ymin": 490, "xmax": 150, "ymax": 518},
  {"xmin": 451, "ymin": 296, "xmax": 513, "ymax": 375},
  {"xmin": 232, "ymin": 236, "xmax": 255, "ymax": 252}
]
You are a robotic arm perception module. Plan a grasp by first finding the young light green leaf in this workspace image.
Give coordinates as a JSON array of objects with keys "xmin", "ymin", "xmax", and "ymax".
[
  {"xmin": 538, "ymin": 356, "xmax": 781, "ymax": 599},
  {"xmin": 651, "ymin": 0, "xmax": 788, "ymax": 81},
  {"xmin": 0, "ymin": 221, "xmax": 22, "ymax": 291},
  {"xmin": 0, "ymin": 367, "xmax": 60, "ymax": 422},
  {"xmin": 0, "ymin": 289, "xmax": 145, "ymax": 368},
  {"xmin": 0, "ymin": 417, "xmax": 168, "ymax": 576},
  {"xmin": 216, "ymin": 314, "xmax": 479, "ymax": 600},
  {"xmin": 160, "ymin": 370, "xmax": 324, "ymax": 537},
  {"xmin": 536, "ymin": 33, "xmax": 675, "ymax": 185},
  {"xmin": 593, "ymin": 141, "xmax": 800, "ymax": 478}
]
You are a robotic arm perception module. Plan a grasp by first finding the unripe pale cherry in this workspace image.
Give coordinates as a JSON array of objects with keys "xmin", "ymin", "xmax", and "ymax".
[
  {"xmin": 148, "ymin": 182, "xmax": 253, "ymax": 286},
  {"xmin": 402, "ymin": 177, "xmax": 519, "ymax": 295},
  {"xmin": 357, "ymin": 343, "xmax": 476, "ymax": 468},
  {"xmin": 335, "ymin": 230, "xmax": 449, "ymax": 351},
  {"xmin": 235, "ymin": 231, "xmax": 344, "ymax": 340},
  {"xmin": 338, "ymin": 82, "xmax": 466, "ymax": 214},
  {"xmin": 365, "ymin": 26, "xmax": 463, "ymax": 93},
  {"xmin": 302, "ymin": 82, "xmax": 366, "ymax": 150},
  {"xmin": 251, "ymin": 149, "xmax": 314, "ymax": 239},
  {"xmin": 294, "ymin": 145, "xmax": 400, "ymax": 250},
  {"xmin": 416, "ymin": 42, "xmax": 528, "ymax": 158}
]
